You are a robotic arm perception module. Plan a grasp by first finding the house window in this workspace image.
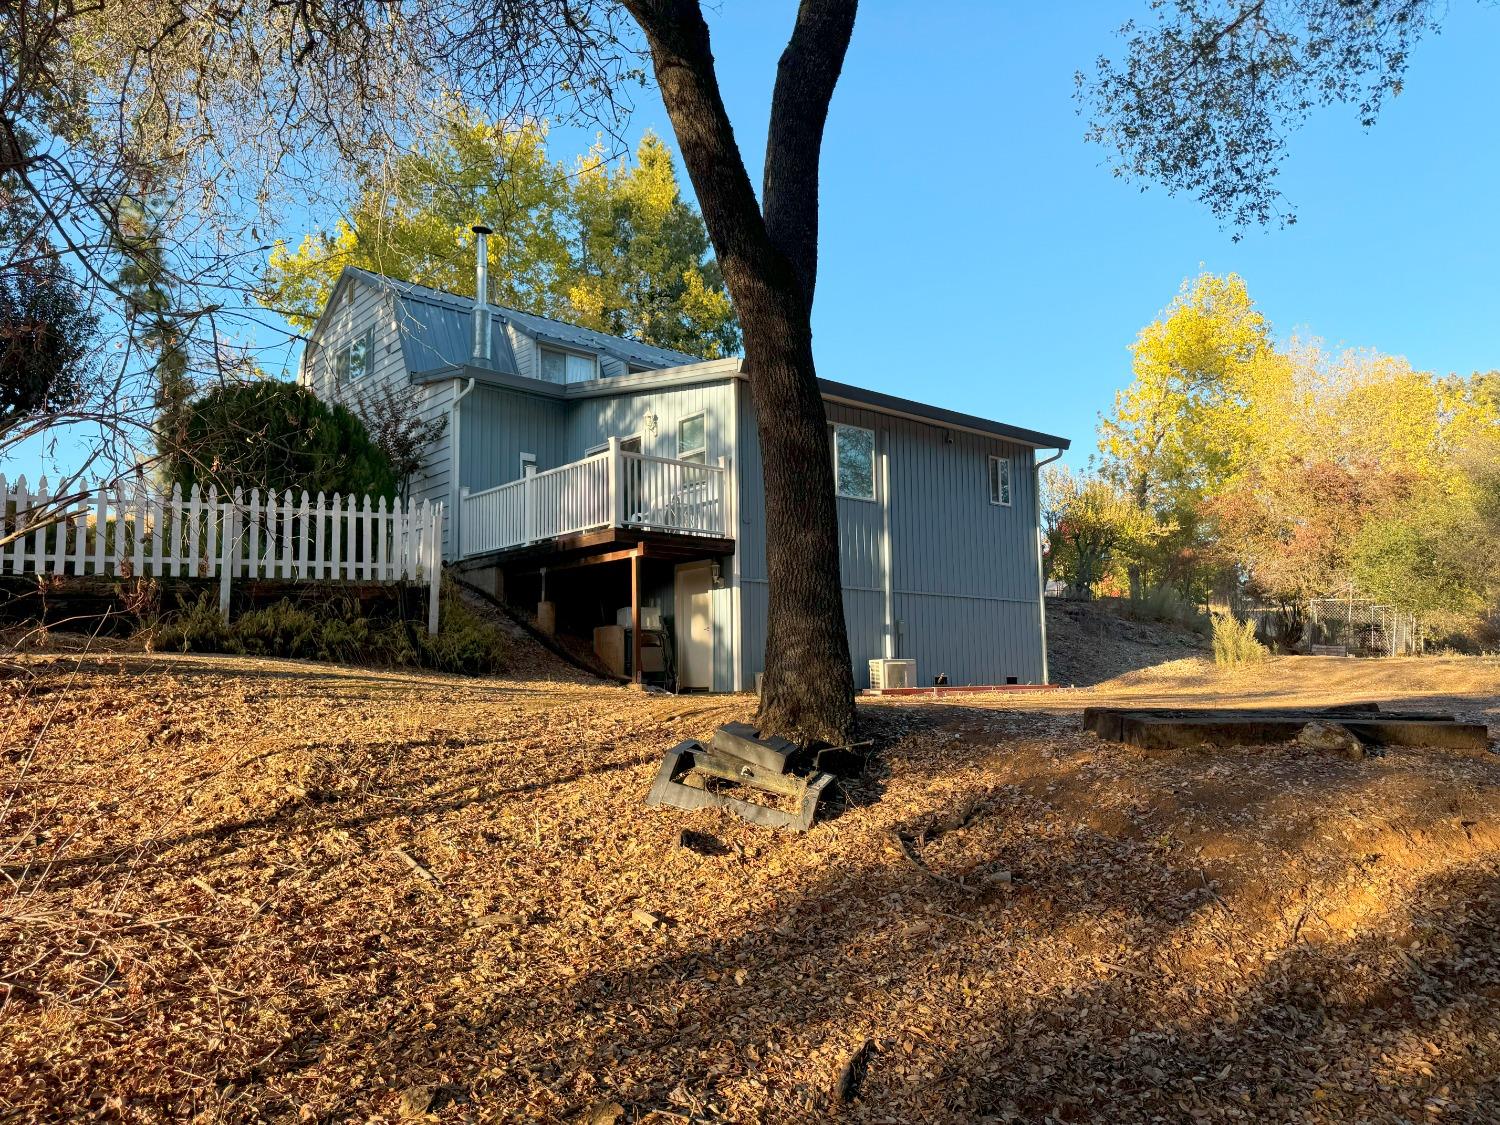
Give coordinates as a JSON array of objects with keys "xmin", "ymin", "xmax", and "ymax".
[
  {"xmin": 989, "ymin": 455, "xmax": 1012, "ymax": 506},
  {"xmin": 833, "ymin": 424, "xmax": 876, "ymax": 500},
  {"xmin": 540, "ymin": 345, "xmax": 597, "ymax": 384},
  {"xmin": 677, "ymin": 413, "xmax": 706, "ymax": 463},
  {"xmin": 334, "ymin": 328, "xmax": 373, "ymax": 383}
]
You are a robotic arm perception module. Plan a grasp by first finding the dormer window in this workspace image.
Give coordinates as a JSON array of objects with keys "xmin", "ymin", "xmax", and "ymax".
[{"xmin": 539, "ymin": 345, "xmax": 597, "ymax": 384}]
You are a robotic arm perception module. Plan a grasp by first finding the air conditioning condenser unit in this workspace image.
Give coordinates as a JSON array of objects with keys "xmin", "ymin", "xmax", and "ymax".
[{"xmin": 869, "ymin": 658, "xmax": 917, "ymax": 690}]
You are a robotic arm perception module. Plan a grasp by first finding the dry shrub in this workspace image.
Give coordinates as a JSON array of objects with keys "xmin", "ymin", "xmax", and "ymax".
[
  {"xmin": 149, "ymin": 582, "xmax": 508, "ymax": 674},
  {"xmin": 1212, "ymin": 612, "xmax": 1267, "ymax": 666}
]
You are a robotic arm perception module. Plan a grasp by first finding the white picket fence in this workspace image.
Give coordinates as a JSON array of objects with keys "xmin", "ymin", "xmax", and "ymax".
[{"xmin": 0, "ymin": 475, "xmax": 444, "ymax": 633}]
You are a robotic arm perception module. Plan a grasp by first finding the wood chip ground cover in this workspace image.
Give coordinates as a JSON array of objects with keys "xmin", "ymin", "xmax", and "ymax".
[{"xmin": 2, "ymin": 651, "xmax": 1499, "ymax": 1122}]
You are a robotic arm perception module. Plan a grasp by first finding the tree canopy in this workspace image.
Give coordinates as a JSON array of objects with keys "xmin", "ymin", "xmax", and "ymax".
[
  {"xmin": 163, "ymin": 381, "xmax": 398, "ymax": 500},
  {"xmin": 1079, "ymin": 0, "xmax": 1448, "ymax": 229},
  {"xmin": 1095, "ymin": 270, "xmax": 1500, "ymax": 637},
  {"xmin": 263, "ymin": 111, "xmax": 738, "ymax": 358}
]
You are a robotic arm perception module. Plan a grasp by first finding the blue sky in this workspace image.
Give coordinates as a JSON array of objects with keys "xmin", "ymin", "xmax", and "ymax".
[
  {"xmin": 12, "ymin": 0, "xmax": 1498, "ymax": 482},
  {"xmin": 644, "ymin": 0, "xmax": 1497, "ymax": 464}
]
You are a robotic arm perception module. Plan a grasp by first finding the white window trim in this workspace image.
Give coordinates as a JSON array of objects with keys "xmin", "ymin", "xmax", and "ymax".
[
  {"xmin": 832, "ymin": 422, "xmax": 877, "ymax": 502},
  {"xmin": 677, "ymin": 412, "xmax": 707, "ymax": 463},
  {"xmin": 520, "ymin": 452, "xmax": 537, "ymax": 477},
  {"xmin": 989, "ymin": 454, "xmax": 1012, "ymax": 507}
]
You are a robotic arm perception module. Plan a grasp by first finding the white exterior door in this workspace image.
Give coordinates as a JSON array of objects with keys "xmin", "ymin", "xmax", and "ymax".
[{"xmin": 675, "ymin": 563, "xmax": 714, "ymax": 690}]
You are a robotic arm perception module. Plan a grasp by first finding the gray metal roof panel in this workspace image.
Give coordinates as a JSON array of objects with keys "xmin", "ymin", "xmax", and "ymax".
[{"xmin": 346, "ymin": 267, "xmax": 698, "ymax": 372}]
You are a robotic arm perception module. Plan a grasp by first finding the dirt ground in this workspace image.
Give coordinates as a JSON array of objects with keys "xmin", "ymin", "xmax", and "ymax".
[
  {"xmin": 3, "ymin": 647, "xmax": 1499, "ymax": 1123},
  {"xmin": 1044, "ymin": 599, "xmax": 1210, "ymax": 687}
]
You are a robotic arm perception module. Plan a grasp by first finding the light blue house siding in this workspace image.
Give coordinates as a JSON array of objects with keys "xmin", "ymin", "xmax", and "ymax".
[
  {"xmin": 459, "ymin": 385, "xmax": 565, "ymax": 493},
  {"xmin": 302, "ymin": 267, "xmax": 1063, "ymax": 692},
  {"xmin": 733, "ymin": 383, "xmax": 1046, "ymax": 690},
  {"xmin": 562, "ymin": 379, "xmax": 740, "ymax": 690}
]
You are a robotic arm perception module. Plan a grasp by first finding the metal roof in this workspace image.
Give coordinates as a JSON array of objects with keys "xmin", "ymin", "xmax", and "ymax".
[
  {"xmin": 818, "ymin": 378, "xmax": 1070, "ymax": 450},
  {"xmin": 345, "ymin": 267, "xmax": 701, "ymax": 374}
]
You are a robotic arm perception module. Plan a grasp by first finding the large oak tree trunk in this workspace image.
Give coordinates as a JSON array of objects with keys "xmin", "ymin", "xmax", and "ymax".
[{"xmin": 626, "ymin": 0, "xmax": 857, "ymax": 743}]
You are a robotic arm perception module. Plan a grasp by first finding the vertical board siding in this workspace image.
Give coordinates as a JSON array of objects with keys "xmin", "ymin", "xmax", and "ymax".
[
  {"xmin": 561, "ymin": 380, "xmax": 734, "ymax": 465},
  {"xmin": 460, "ymin": 386, "xmax": 566, "ymax": 491},
  {"xmin": 735, "ymin": 381, "xmax": 1047, "ymax": 689}
]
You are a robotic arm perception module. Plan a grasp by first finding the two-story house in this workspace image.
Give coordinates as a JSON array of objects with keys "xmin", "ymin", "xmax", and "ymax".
[{"xmin": 298, "ymin": 241, "xmax": 1069, "ymax": 692}]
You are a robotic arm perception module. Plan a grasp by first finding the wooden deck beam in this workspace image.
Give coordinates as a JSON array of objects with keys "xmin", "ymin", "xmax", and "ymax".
[{"xmin": 460, "ymin": 527, "xmax": 733, "ymax": 574}]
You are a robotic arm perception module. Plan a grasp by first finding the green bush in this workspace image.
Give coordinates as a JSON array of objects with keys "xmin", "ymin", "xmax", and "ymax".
[
  {"xmin": 153, "ymin": 595, "xmax": 235, "ymax": 653},
  {"xmin": 1211, "ymin": 612, "xmax": 1267, "ymax": 667},
  {"xmin": 233, "ymin": 601, "xmax": 321, "ymax": 658},
  {"xmin": 416, "ymin": 587, "xmax": 509, "ymax": 674},
  {"xmin": 162, "ymin": 380, "xmax": 398, "ymax": 499},
  {"xmin": 147, "ymin": 585, "xmax": 508, "ymax": 675}
]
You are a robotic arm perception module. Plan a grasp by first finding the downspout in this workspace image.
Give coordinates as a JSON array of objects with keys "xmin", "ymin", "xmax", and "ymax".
[
  {"xmin": 880, "ymin": 430, "xmax": 895, "ymax": 659},
  {"xmin": 1033, "ymin": 447, "xmax": 1064, "ymax": 684},
  {"xmin": 450, "ymin": 377, "xmax": 476, "ymax": 558}
]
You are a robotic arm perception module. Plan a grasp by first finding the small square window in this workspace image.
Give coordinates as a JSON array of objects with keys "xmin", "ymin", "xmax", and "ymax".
[
  {"xmin": 989, "ymin": 455, "xmax": 1012, "ymax": 506},
  {"xmin": 677, "ymin": 413, "xmax": 706, "ymax": 463},
  {"xmin": 833, "ymin": 424, "xmax": 876, "ymax": 500}
]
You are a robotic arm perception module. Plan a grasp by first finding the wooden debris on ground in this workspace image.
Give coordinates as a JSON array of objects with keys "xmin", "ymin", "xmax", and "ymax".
[{"xmin": 1084, "ymin": 702, "xmax": 1492, "ymax": 751}]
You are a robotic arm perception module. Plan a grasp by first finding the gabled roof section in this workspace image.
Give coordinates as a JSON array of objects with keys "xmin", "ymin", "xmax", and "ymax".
[{"xmin": 342, "ymin": 266, "xmax": 701, "ymax": 374}]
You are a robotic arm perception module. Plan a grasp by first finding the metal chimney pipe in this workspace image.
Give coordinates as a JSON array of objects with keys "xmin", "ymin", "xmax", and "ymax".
[{"xmin": 471, "ymin": 224, "xmax": 492, "ymax": 365}]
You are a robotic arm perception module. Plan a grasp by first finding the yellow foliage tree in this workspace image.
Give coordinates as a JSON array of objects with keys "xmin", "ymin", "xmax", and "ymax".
[
  {"xmin": 1100, "ymin": 271, "xmax": 1276, "ymax": 514},
  {"xmin": 262, "ymin": 108, "xmax": 739, "ymax": 357}
]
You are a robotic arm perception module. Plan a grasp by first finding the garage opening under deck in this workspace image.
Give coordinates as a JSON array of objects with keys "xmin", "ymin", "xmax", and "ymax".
[{"xmin": 457, "ymin": 438, "xmax": 734, "ymax": 687}]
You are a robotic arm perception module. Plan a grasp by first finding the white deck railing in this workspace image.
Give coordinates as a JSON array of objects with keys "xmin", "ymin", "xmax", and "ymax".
[
  {"xmin": 0, "ymin": 476, "xmax": 444, "ymax": 632},
  {"xmin": 459, "ymin": 439, "xmax": 728, "ymax": 558}
]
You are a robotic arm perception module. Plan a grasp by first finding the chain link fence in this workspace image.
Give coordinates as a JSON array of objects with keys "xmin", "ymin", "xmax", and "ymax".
[{"xmin": 1237, "ymin": 595, "xmax": 1422, "ymax": 657}]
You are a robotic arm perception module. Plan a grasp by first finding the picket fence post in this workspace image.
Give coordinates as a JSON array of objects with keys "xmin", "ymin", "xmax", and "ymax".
[
  {"xmin": 218, "ymin": 492, "xmax": 236, "ymax": 621},
  {"xmin": 427, "ymin": 500, "xmax": 442, "ymax": 635}
]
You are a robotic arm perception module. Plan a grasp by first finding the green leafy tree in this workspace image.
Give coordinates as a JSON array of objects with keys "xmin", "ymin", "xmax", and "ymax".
[
  {"xmin": 1, "ymin": 250, "xmax": 97, "ymax": 431},
  {"xmin": 569, "ymin": 132, "xmax": 739, "ymax": 357},
  {"xmin": 163, "ymin": 381, "xmax": 398, "ymax": 500},
  {"xmin": 1043, "ymin": 465, "xmax": 1162, "ymax": 599},
  {"xmin": 264, "ymin": 109, "xmax": 572, "ymax": 332},
  {"xmin": 114, "ymin": 196, "xmax": 194, "ymax": 457},
  {"xmin": 263, "ymin": 111, "xmax": 738, "ymax": 358}
]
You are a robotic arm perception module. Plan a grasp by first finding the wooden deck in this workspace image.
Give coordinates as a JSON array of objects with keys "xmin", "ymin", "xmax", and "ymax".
[{"xmin": 456, "ymin": 526, "xmax": 734, "ymax": 573}]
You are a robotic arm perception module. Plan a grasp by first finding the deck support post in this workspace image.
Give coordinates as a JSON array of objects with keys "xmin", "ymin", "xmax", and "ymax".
[{"xmin": 631, "ymin": 546, "xmax": 642, "ymax": 685}]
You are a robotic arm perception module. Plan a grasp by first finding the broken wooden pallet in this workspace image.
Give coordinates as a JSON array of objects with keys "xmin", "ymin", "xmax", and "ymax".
[
  {"xmin": 645, "ymin": 739, "xmax": 835, "ymax": 832},
  {"xmin": 1083, "ymin": 703, "xmax": 1490, "ymax": 752}
]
